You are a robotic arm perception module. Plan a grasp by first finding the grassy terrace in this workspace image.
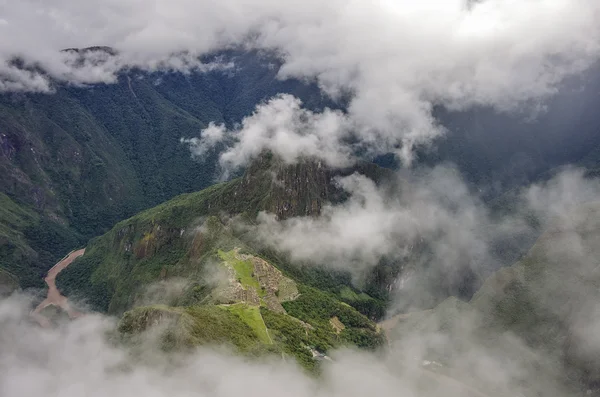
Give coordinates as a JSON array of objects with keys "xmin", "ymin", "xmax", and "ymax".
[{"xmin": 222, "ymin": 303, "xmax": 272, "ymax": 344}]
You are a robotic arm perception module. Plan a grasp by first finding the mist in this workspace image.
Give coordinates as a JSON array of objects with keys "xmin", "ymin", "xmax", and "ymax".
[
  {"xmin": 0, "ymin": 291, "xmax": 583, "ymax": 397},
  {"xmin": 3, "ymin": 164, "xmax": 598, "ymax": 396},
  {"xmin": 244, "ymin": 165, "xmax": 598, "ymax": 298},
  {"xmin": 3, "ymin": 1, "xmax": 600, "ymax": 162}
]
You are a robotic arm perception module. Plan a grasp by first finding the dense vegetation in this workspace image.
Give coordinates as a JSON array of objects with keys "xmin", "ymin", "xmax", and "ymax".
[
  {"xmin": 0, "ymin": 192, "xmax": 84, "ymax": 288},
  {"xmin": 4, "ymin": 47, "xmax": 600, "ymax": 382},
  {"xmin": 57, "ymin": 154, "xmax": 392, "ymax": 316},
  {"xmin": 4, "ymin": 49, "xmax": 600, "ymax": 292},
  {"xmin": 52, "ymin": 155, "xmax": 390, "ymax": 371},
  {"xmin": 0, "ymin": 50, "xmax": 330, "ymax": 289},
  {"xmin": 118, "ymin": 305, "xmax": 265, "ymax": 353}
]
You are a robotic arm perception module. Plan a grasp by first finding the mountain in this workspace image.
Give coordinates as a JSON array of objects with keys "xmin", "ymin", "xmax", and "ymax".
[
  {"xmin": 3, "ymin": 47, "xmax": 600, "ymax": 293},
  {"xmin": 0, "ymin": 49, "xmax": 331, "ymax": 289},
  {"xmin": 55, "ymin": 154, "xmax": 390, "ymax": 371},
  {"xmin": 389, "ymin": 201, "xmax": 600, "ymax": 395},
  {"xmin": 56, "ymin": 153, "xmax": 393, "ymax": 312}
]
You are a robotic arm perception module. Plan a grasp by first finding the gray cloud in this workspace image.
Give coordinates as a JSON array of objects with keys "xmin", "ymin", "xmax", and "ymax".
[
  {"xmin": 251, "ymin": 166, "xmax": 502, "ymax": 274},
  {"xmin": 0, "ymin": 292, "xmax": 579, "ymax": 397},
  {"xmin": 246, "ymin": 167, "xmax": 600, "ymax": 308},
  {"xmin": 2, "ymin": 165, "xmax": 600, "ymax": 397},
  {"xmin": 2, "ymin": 1, "xmax": 600, "ymax": 162},
  {"xmin": 180, "ymin": 122, "xmax": 228, "ymax": 160},
  {"xmin": 192, "ymin": 0, "xmax": 600, "ymax": 165},
  {"xmin": 4, "ymin": 2, "xmax": 600, "ymax": 395}
]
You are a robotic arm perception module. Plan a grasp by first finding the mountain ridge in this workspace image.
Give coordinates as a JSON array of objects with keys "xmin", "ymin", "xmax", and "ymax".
[
  {"xmin": 52, "ymin": 155, "xmax": 390, "ymax": 371},
  {"xmin": 0, "ymin": 50, "xmax": 330, "ymax": 289}
]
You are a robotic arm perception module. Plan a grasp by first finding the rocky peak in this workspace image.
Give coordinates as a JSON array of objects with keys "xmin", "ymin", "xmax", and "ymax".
[{"xmin": 239, "ymin": 151, "xmax": 392, "ymax": 220}]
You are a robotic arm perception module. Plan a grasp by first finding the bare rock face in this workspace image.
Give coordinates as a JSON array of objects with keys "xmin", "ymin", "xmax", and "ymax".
[
  {"xmin": 267, "ymin": 160, "xmax": 334, "ymax": 219},
  {"xmin": 238, "ymin": 151, "xmax": 392, "ymax": 220}
]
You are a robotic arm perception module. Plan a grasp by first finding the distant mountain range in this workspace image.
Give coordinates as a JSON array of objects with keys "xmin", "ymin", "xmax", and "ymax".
[{"xmin": 391, "ymin": 201, "xmax": 600, "ymax": 394}]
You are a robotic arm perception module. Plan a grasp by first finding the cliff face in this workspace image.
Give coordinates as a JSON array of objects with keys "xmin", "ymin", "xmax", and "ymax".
[{"xmin": 239, "ymin": 152, "xmax": 393, "ymax": 219}]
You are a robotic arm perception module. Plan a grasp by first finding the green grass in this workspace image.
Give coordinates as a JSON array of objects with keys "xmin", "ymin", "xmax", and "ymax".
[
  {"xmin": 119, "ymin": 304, "xmax": 263, "ymax": 352},
  {"xmin": 218, "ymin": 249, "xmax": 260, "ymax": 291},
  {"xmin": 222, "ymin": 303, "xmax": 272, "ymax": 344},
  {"xmin": 260, "ymin": 308, "xmax": 325, "ymax": 372}
]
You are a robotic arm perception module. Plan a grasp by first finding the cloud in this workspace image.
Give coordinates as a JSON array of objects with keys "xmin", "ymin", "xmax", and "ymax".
[
  {"xmin": 180, "ymin": 122, "xmax": 228, "ymax": 160},
  {"xmin": 0, "ymin": 292, "xmax": 580, "ymax": 397},
  {"xmin": 4, "ymin": 2, "xmax": 600, "ymax": 395},
  {"xmin": 3, "ymin": 0, "xmax": 600, "ymax": 162},
  {"xmin": 525, "ymin": 167, "xmax": 600, "ymax": 225},
  {"xmin": 3, "ymin": 168, "xmax": 600, "ymax": 397},
  {"xmin": 245, "ymin": 166, "xmax": 600, "ymax": 309},
  {"xmin": 191, "ymin": 0, "xmax": 600, "ymax": 165},
  {"xmin": 189, "ymin": 95, "xmax": 355, "ymax": 177},
  {"xmin": 251, "ymin": 166, "xmax": 505, "ymax": 276}
]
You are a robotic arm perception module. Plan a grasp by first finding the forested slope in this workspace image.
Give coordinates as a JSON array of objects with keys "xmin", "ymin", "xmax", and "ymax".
[{"xmin": 0, "ymin": 50, "xmax": 327, "ymax": 288}]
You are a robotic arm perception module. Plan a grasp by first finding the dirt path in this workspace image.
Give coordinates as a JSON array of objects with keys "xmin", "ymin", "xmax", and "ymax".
[{"xmin": 31, "ymin": 248, "xmax": 85, "ymax": 327}]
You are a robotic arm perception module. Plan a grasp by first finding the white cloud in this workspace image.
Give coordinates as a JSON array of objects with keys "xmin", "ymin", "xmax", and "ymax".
[
  {"xmin": 181, "ymin": 122, "xmax": 227, "ymax": 159},
  {"xmin": 0, "ymin": 293, "xmax": 579, "ymax": 397},
  {"xmin": 2, "ymin": 0, "xmax": 600, "ymax": 162},
  {"xmin": 251, "ymin": 166, "xmax": 501, "ymax": 278},
  {"xmin": 191, "ymin": 95, "xmax": 355, "ymax": 177},
  {"xmin": 248, "ymin": 166, "xmax": 600, "ymax": 296}
]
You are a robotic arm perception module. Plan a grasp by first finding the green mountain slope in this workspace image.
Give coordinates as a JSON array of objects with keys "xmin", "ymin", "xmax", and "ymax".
[
  {"xmin": 0, "ymin": 192, "xmax": 81, "ymax": 288},
  {"xmin": 108, "ymin": 238, "xmax": 385, "ymax": 372},
  {"xmin": 0, "ymin": 50, "xmax": 329, "ymax": 289},
  {"xmin": 55, "ymin": 155, "xmax": 389, "ymax": 371},
  {"xmin": 56, "ymin": 154, "xmax": 392, "ymax": 311}
]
